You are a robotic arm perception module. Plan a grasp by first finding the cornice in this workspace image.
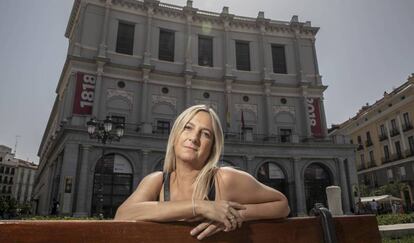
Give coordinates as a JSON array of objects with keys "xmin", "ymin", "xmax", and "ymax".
[{"xmin": 65, "ymin": 0, "xmax": 81, "ymax": 39}]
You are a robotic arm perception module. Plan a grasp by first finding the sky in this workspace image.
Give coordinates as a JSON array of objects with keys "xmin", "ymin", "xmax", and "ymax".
[{"xmin": 0, "ymin": 0, "xmax": 413, "ymax": 163}]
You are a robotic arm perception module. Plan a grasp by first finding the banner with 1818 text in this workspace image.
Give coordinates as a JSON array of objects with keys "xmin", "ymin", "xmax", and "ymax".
[{"xmin": 72, "ymin": 72, "xmax": 96, "ymax": 115}]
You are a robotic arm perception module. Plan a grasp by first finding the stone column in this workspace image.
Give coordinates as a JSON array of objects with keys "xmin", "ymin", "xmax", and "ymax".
[
  {"xmin": 98, "ymin": 0, "xmax": 111, "ymax": 58},
  {"xmin": 143, "ymin": 1, "xmax": 156, "ymax": 65},
  {"xmin": 141, "ymin": 150, "xmax": 150, "ymax": 177},
  {"xmin": 338, "ymin": 158, "xmax": 351, "ymax": 214},
  {"xmin": 92, "ymin": 61, "xmax": 105, "ymax": 118},
  {"xmin": 301, "ymin": 88, "xmax": 312, "ymax": 138},
  {"xmin": 225, "ymin": 79, "xmax": 233, "ymax": 133},
  {"xmin": 263, "ymin": 81, "xmax": 272, "ymax": 135},
  {"xmin": 221, "ymin": 7, "xmax": 234, "ymax": 77},
  {"xmin": 319, "ymin": 97, "xmax": 328, "ymax": 138},
  {"xmin": 311, "ymin": 38, "xmax": 322, "ymax": 85},
  {"xmin": 293, "ymin": 158, "xmax": 306, "ymax": 216},
  {"xmin": 385, "ymin": 122, "xmax": 395, "ymax": 153},
  {"xmin": 185, "ymin": 74, "xmax": 192, "ymax": 107},
  {"xmin": 183, "ymin": 2, "xmax": 194, "ymax": 73},
  {"xmin": 397, "ymin": 113, "xmax": 407, "ymax": 151},
  {"xmin": 74, "ymin": 145, "xmax": 91, "ymax": 217},
  {"xmin": 140, "ymin": 69, "xmax": 152, "ymax": 133},
  {"xmin": 291, "ymin": 19, "xmax": 305, "ymax": 82}
]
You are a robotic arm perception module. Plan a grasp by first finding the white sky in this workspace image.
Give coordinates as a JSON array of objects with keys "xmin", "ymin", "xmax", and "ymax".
[{"xmin": 0, "ymin": 0, "xmax": 413, "ymax": 163}]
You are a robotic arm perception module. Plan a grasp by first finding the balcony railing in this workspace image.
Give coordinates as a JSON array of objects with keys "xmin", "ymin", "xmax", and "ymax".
[
  {"xmin": 365, "ymin": 140, "xmax": 373, "ymax": 147},
  {"xmin": 378, "ymin": 134, "xmax": 388, "ymax": 141},
  {"xmin": 381, "ymin": 156, "xmax": 391, "ymax": 164},
  {"xmin": 357, "ymin": 164, "xmax": 366, "ymax": 171},
  {"xmin": 403, "ymin": 123, "xmax": 413, "ymax": 132},
  {"xmin": 390, "ymin": 153, "xmax": 404, "ymax": 162},
  {"xmin": 405, "ymin": 149, "xmax": 414, "ymax": 158},
  {"xmin": 390, "ymin": 128, "xmax": 400, "ymax": 137},
  {"xmin": 367, "ymin": 161, "xmax": 376, "ymax": 168},
  {"xmin": 357, "ymin": 144, "xmax": 364, "ymax": 151}
]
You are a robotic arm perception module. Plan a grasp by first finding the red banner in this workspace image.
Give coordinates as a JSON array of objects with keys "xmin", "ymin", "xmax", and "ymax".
[
  {"xmin": 72, "ymin": 72, "xmax": 96, "ymax": 115},
  {"xmin": 307, "ymin": 98, "xmax": 323, "ymax": 138}
]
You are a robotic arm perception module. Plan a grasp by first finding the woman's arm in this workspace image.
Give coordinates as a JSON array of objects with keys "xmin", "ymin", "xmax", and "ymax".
[
  {"xmin": 217, "ymin": 167, "xmax": 290, "ymax": 221},
  {"xmin": 115, "ymin": 172, "xmax": 195, "ymax": 221},
  {"xmin": 115, "ymin": 171, "xmax": 245, "ymax": 227}
]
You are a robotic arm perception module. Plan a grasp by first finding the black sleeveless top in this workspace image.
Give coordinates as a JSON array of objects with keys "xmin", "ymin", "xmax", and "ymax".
[{"xmin": 162, "ymin": 172, "xmax": 216, "ymax": 201}]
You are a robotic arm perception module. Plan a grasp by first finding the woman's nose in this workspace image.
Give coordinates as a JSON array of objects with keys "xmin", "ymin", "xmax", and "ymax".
[{"xmin": 188, "ymin": 131, "xmax": 200, "ymax": 144}]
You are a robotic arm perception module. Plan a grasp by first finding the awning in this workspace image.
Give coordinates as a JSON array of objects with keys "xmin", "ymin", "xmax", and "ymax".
[{"xmin": 360, "ymin": 195, "xmax": 403, "ymax": 203}]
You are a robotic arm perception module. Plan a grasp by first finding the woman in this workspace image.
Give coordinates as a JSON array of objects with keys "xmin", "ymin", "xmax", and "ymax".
[{"xmin": 115, "ymin": 105, "xmax": 289, "ymax": 240}]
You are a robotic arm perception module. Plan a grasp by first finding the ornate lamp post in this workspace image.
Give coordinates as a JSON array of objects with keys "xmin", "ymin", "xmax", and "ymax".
[{"xmin": 87, "ymin": 116, "xmax": 124, "ymax": 218}]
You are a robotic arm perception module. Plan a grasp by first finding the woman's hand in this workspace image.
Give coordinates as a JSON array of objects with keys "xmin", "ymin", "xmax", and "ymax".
[
  {"xmin": 196, "ymin": 200, "xmax": 246, "ymax": 232},
  {"xmin": 190, "ymin": 221, "xmax": 225, "ymax": 240}
]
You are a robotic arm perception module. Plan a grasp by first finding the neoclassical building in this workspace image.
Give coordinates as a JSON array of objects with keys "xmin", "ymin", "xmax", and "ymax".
[
  {"xmin": 330, "ymin": 75, "xmax": 414, "ymax": 206},
  {"xmin": 33, "ymin": 0, "xmax": 356, "ymax": 217}
]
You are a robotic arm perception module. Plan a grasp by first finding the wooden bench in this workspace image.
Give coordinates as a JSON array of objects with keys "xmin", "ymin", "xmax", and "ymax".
[{"xmin": 0, "ymin": 215, "xmax": 381, "ymax": 243}]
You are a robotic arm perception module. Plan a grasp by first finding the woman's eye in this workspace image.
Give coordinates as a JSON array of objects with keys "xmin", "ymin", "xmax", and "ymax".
[
  {"xmin": 184, "ymin": 125, "xmax": 192, "ymax": 130},
  {"xmin": 202, "ymin": 131, "xmax": 211, "ymax": 138}
]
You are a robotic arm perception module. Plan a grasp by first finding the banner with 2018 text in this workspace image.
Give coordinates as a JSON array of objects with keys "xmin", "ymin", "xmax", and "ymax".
[{"xmin": 307, "ymin": 97, "xmax": 323, "ymax": 138}]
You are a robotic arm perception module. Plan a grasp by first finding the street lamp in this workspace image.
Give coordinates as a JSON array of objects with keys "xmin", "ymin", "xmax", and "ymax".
[{"xmin": 86, "ymin": 116, "xmax": 124, "ymax": 218}]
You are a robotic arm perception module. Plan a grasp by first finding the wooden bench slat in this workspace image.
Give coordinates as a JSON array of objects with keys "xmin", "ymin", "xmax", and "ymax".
[{"xmin": 0, "ymin": 215, "xmax": 381, "ymax": 243}]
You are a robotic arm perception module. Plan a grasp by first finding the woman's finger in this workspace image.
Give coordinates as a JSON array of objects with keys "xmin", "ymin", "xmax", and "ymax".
[
  {"xmin": 228, "ymin": 201, "xmax": 246, "ymax": 210},
  {"xmin": 229, "ymin": 207, "xmax": 243, "ymax": 228},
  {"xmin": 197, "ymin": 224, "xmax": 221, "ymax": 240},
  {"xmin": 190, "ymin": 221, "xmax": 211, "ymax": 236}
]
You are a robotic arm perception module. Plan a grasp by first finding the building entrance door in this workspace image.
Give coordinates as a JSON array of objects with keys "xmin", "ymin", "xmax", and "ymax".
[
  {"xmin": 304, "ymin": 163, "xmax": 331, "ymax": 213},
  {"xmin": 91, "ymin": 154, "xmax": 133, "ymax": 218}
]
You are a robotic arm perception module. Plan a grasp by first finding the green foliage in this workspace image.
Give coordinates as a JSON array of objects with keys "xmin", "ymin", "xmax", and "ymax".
[
  {"xmin": 357, "ymin": 182, "xmax": 407, "ymax": 197},
  {"xmin": 382, "ymin": 235, "xmax": 414, "ymax": 243},
  {"xmin": 0, "ymin": 197, "xmax": 32, "ymax": 219},
  {"xmin": 377, "ymin": 213, "xmax": 414, "ymax": 225}
]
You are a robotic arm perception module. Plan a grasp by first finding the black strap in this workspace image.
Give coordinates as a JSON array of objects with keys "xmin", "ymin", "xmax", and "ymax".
[{"xmin": 162, "ymin": 172, "xmax": 215, "ymax": 201}]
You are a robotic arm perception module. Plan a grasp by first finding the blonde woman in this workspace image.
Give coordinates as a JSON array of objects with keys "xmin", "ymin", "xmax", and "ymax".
[{"xmin": 115, "ymin": 105, "xmax": 289, "ymax": 240}]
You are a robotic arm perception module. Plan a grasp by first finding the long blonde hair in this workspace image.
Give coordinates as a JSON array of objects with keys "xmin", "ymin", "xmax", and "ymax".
[{"xmin": 163, "ymin": 104, "xmax": 224, "ymax": 200}]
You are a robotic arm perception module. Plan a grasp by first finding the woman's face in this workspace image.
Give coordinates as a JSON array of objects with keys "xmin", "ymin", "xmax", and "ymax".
[{"xmin": 174, "ymin": 111, "xmax": 214, "ymax": 167}]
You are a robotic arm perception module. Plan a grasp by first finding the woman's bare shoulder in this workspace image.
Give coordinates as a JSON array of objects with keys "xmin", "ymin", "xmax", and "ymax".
[
  {"xmin": 216, "ymin": 167, "xmax": 254, "ymax": 185},
  {"xmin": 141, "ymin": 171, "xmax": 164, "ymax": 185}
]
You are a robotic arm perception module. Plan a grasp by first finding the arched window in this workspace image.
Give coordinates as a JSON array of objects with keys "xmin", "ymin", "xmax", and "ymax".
[
  {"xmin": 304, "ymin": 163, "xmax": 332, "ymax": 213},
  {"xmin": 91, "ymin": 154, "xmax": 133, "ymax": 218},
  {"xmin": 257, "ymin": 162, "xmax": 287, "ymax": 196},
  {"xmin": 154, "ymin": 159, "xmax": 165, "ymax": 172}
]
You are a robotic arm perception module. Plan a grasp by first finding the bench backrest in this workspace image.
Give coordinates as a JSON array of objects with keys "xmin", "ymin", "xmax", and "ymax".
[{"xmin": 0, "ymin": 215, "xmax": 381, "ymax": 243}]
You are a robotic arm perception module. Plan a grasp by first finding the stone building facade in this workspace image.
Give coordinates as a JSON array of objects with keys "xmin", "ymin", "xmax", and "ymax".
[
  {"xmin": 33, "ymin": 0, "xmax": 356, "ymax": 217},
  {"xmin": 0, "ymin": 145, "xmax": 37, "ymax": 204},
  {"xmin": 330, "ymin": 75, "xmax": 414, "ymax": 206}
]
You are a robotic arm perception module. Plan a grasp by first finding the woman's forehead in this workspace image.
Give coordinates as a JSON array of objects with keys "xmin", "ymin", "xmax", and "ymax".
[{"xmin": 187, "ymin": 111, "xmax": 213, "ymax": 129}]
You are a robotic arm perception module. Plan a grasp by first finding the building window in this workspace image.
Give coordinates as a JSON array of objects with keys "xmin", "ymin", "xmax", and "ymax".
[
  {"xmin": 271, "ymin": 45, "xmax": 287, "ymax": 74},
  {"xmin": 369, "ymin": 151, "xmax": 375, "ymax": 164},
  {"xmin": 384, "ymin": 145, "xmax": 390, "ymax": 162},
  {"xmin": 403, "ymin": 112, "xmax": 412, "ymax": 131},
  {"xmin": 116, "ymin": 22, "xmax": 135, "ymax": 55},
  {"xmin": 155, "ymin": 120, "xmax": 171, "ymax": 135},
  {"xmin": 403, "ymin": 112, "xmax": 411, "ymax": 126},
  {"xmin": 9, "ymin": 177, "xmax": 13, "ymax": 184},
  {"xmin": 391, "ymin": 119, "xmax": 397, "ymax": 130},
  {"xmin": 280, "ymin": 129, "xmax": 292, "ymax": 143},
  {"xmin": 379, "ymin": 124, "xmax": 387, "ymax": 141},
  {"xmin": 111, "ymin": 116, "xmax": 125, "ymax": 126},
  {"xmin": 5, "ymin": 167, "xmax": 9, "ymax": 174},
  {"xmin": 387, "ymin": 169, "xmax": 393, "ymax": 181},
  {"xmin": 400, "ymin": 166, "xmax": 406, "ymax": 179},
  {"xmin": 235, "ymin": 41, "xmax": 250, "ymax": 71},
  {"xmin": 3, "ymin": 176, "xmax": 7, "ymax": 184},
  {"xmin": 408, "ymin": 136, "xmax": 414, "ymax": 155},
  {"xmin": 357, "ymin": 136, "xmax": 362, "ymax": 144},
  {"xmin": 366, "ymin": 131, "xmax": 373, "ymax": 146},
  {"xmin": 360, "ymin": 154, "xmax": 365, "ymax": 164},
  {"xmin": 198, "ymin": 36, "xmax": 213, "ymax": 67},
  {"xmin": 10, "ymin": 168, "xmax": 15, "ymax": 175},
  {"xmin": 159, "ymin": 29, "xmax": 175, "ymax": 62},
  {"xmin": 0, "ymin": 157, "xmax": 2, "ymax": 162},
  {"xmin": 0, "ymin": 166, "xmax": 3, "ymax": 173},
  {"xmin": 395, "ymin": 141, "xmax": 402, "ymax": 159},
  {"xmin": 242, "ymin": 127, "xmax": 253, "ymax": 141}
]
